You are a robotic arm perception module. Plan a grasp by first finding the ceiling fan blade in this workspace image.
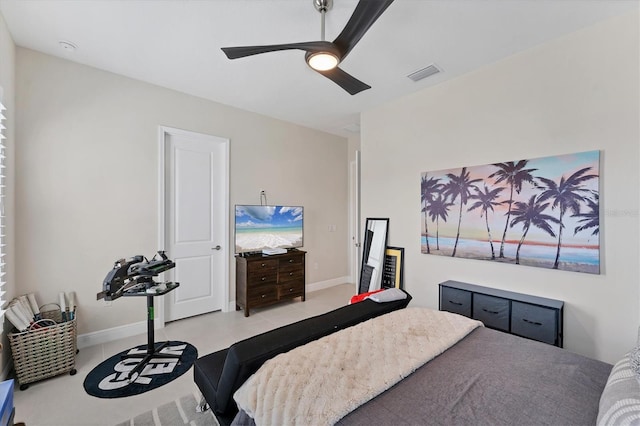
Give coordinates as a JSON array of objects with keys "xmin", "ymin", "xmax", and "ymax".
[
  {"xmin": 316, "ymin": 67, "xmax": 371, "ymax": 95},
  {"xmin": 332, "ymin": 0, "xmax": 394, "ymax": 59},
  {"xmin": 222, "ymin": 41, "xmax": 335, "ymax": 59}
]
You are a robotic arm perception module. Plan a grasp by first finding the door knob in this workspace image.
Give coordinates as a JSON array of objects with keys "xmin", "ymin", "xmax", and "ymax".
[{"xmin": 212, "ymin": 245, "xmax": 222, "ymax": 250}]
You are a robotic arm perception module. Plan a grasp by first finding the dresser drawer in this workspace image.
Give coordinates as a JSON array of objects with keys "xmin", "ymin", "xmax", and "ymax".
[
  {"xmin": 511, "ymin": 302, "xmax": 558, "ymax": 345},
  {"xmin": 473, "ymin": 294, "xmax": 509, "ymax": 331},
  {"xmin": 247, "ymin": 269, "xmax": 277, "ymax": 285},
  {"xmin": 279, "ymin": 265, "xmax": 304, "ymax": 282},
  {"xmin": 248, "ymin": 259, "xmax": 278, "ymax": 273},
  {"xmin": 440, "ymin": 286, "xmax": 471, "ymax": 317},
  {"xmin": 277, "ymin": 280, "xmax": 304, "ymax": 299},
  {"xmin": 279, "ymin": 256, "xmax": 304, "ymax": 268},
  {"xmin": 247, "ymin": 285, "xmax": 278, "ymax": 306}
]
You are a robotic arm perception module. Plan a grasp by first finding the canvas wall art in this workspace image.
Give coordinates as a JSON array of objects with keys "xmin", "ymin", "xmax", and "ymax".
[{"xmin": 420, "ymin": 150, "xmax": 600, "ymax": 274}]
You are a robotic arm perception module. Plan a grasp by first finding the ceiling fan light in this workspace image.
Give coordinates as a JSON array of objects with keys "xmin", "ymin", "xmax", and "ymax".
[{"xmin": 307, "ymin": 52, "xmax": 339, "ymax": 71}]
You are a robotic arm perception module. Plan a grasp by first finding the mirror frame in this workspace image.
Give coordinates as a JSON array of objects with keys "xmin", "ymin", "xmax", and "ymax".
[{"xmin": 358, "ymin": 218, "xmax": 389, "ymax": 294}]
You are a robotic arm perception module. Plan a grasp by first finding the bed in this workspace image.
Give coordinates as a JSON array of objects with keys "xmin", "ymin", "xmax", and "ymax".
[{"xmin": 228, "ymin": 307, "xmax": 634, "ymax": 426}]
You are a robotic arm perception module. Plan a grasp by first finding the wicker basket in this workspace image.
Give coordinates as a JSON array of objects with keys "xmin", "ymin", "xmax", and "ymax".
[{"xmin": 9, "ymin": 305, "xmax": 77, "ymax": 390}]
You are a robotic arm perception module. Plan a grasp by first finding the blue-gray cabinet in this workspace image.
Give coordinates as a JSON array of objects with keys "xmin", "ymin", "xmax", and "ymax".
[{"xmin": 439, "ymin": 280, "xmax": 564, "ymax": 347}]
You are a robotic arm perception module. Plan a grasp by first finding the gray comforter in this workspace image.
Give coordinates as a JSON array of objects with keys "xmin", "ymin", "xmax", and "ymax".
[{"xmin": 233, "ymin": 326, "xmax": 612, "ymax": 425}]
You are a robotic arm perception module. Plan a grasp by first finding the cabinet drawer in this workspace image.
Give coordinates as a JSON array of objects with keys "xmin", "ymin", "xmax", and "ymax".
[
  {"xmin": 279, "ymin": 256, "xmax": 304, "ymax": 268},
  {"xmin": 511, "ymin": 302, "xmax": 558, "ymax": 345},
  {"xmin": 247, "ymin": 269, "xmax": 277, "ymax": 285},
  {"xmin": 440, "ymin": 286, "xmax": 471, "ymax": 317},
  {"xmin": 279, "ymin": 265, "xmax": 304, "ymax": 282},
  {"xmin": 278, "ymin": 280, "xmax": 304, "ymax": 299},
  {"xmin": 247, "ymin": 286, "xmax": 278, "ymax": 306},
  {"xmin": 248, "ymin": 259, "xmax": 278, "ymax": 273},
  {"xmin": 473, "ymin": 294, "xmax": 509, "ymax": 331}
]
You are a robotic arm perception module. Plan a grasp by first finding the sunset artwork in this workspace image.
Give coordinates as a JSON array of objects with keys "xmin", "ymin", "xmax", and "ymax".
[{"xmin": 420, "ymin": 151, "xmax": 600, "ymax": 274}]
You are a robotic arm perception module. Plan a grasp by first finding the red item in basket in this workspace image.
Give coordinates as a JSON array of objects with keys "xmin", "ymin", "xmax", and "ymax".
[{"xmin": 349, "ymin": 289, "xmax": 385, "ymax": 304}]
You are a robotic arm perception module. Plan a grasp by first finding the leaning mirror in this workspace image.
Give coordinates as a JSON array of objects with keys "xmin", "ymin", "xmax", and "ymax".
[{"xmin": 358, "ymin": 218, "xmax": 389, "ymax": 294}]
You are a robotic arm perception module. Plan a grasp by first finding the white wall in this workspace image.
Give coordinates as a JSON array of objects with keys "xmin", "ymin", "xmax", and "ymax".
[
  {"xmin": 0, "ymin": 11, "xmax": 16, "ymax": 375},
  {"xmin": 15, "ymin": 48, "xmax": 349, "ymax": 336},
  {"xmin": 361, "ymin": 11, "xmax": 639, "ymax": 363}
]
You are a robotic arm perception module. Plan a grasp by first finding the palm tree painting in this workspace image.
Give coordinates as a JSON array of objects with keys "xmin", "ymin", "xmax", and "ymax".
[
  {"xmin": 573, "ymin": 192, "xmax": 599, "ymax": 237},
  {"xmin": 420, "ymin": 175, "xmax": 443, "ymax": 254},
  {"xmin": 488, "ymin": 161, "xmax": 538, "ymax": 259},
  {"xmin": 420, "ymin": 150, "xmax": 600, "ymax": 274},
  {"xmin": 509, "ymin": 195, "xmax": 560, "ymax": 264},
  {"xmin": 443, "ymin": 168, "xmax": 483, "ymax": 257},
  {"xmin": 467, "ymin": 185, "xmax": 505, "ymax": 260},
  {"xmin": 428, "ymin": 194, "xmax": 454, "ymax": 251}
]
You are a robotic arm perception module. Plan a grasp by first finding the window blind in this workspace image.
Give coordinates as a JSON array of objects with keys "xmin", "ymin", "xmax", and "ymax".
[{"xmin": 0, "ymin": 101, "xmax": 6, "ymax": 317}]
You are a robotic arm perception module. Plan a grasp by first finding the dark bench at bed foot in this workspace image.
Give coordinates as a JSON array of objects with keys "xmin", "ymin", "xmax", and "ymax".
[{"xmin": 193, "ymin": 290, "xmax": 412, "ymax": 426}]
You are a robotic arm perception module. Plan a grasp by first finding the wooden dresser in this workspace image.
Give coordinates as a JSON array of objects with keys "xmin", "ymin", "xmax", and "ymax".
[
  {"xmin": 439, "ymin": 280, "xmax": 564, "ymax": 347},
  {"xmin": 236, "ymin": 250, "xmax": 306, "ymax": 317}
]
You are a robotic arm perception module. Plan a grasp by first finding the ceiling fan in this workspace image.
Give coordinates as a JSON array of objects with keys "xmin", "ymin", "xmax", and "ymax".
[{"xmin": 221, "ymin": 0, "xmax": 395, "ymax": 95}]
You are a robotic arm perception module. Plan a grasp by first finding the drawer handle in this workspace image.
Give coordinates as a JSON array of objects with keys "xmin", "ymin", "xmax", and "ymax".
[
  {"xmin": 261, "ymin": 277, "xmax": 266, "ymax": 281},
  {"xmin": 261, "ymin": 263, "xmax": 266, "ymax": 267},
  {"xmin": 261, "ymin": 294, "xmax": 266, "ymax": 298},
  {"xmin": 289, "ymin": 272, "xmax": 294, "ymax": 276},
  {"xmin": 289, "ymin": 288, "xmax": 293, "ymax": 292},
  {"xmin": 448, "ymin": 300, "xmax": 463, "ymax": 306},
  {"xmin": 289, "ymin": 259, "xmax": 294, "ymax": 263},
  {"xmin": 482, "ymin": 308, "xmax": 500, "ymax": 315},
  {"xmin": 523, "ymin": 318, "xmax": 543, "ymax": 326}
]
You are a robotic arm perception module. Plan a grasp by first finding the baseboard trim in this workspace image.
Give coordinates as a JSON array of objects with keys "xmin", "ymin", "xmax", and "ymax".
[
  {"xmin": 77, "ymin": 320, "xmax": 147, "ymax": 349},
  {"xmin": 307, "ymin": 276, "xmax": 351, "ymax": 293},
  {"xmin": 79, "ymin": 278, "xmax": 352, "ymax": 349}
]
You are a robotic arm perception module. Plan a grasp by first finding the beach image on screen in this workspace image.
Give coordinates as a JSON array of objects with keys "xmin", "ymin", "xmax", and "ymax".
[{"xmin": 235, "ymin": 205, "xmax": 303, "ymax": 253}]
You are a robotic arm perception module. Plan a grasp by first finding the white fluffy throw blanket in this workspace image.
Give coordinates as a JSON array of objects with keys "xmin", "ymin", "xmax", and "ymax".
[{"xmin": 233, "ymin": 307, "xmax": 483, "ymax": 426}]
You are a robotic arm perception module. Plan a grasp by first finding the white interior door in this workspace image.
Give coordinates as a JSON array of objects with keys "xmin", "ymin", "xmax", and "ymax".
[{"xmin": 161, "ymin": 127, "xmax": 229, "ymax": 322}]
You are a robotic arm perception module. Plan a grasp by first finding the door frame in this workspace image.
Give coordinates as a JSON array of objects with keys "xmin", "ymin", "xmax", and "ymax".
[
  {"xmin": 157, "ymin": 125, "xmax": 230, "ymax": 327},
  {"xmin": 349, "ymin": 151, "xmax": 361, "ymax": 291}
]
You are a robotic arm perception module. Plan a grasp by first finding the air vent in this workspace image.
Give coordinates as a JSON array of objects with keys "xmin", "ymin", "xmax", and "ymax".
[
  {"xmin": 342, "ymin": 123, "xmax": 360, "ymax": 133},
  {"xmin": 407, "ymin": 64, "xmax": 441, "ymax": 82}
]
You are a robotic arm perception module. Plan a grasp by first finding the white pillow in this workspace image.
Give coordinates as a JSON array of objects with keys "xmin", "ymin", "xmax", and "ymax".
[{"xmin": 366, "ymin": 288, "xmax": 407, "ymax": 303}]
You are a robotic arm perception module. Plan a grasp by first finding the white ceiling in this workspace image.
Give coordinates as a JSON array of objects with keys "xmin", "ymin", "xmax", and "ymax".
[{"xmin": 0, "ymin": 0, "xmax": 637, "ymax": 137}]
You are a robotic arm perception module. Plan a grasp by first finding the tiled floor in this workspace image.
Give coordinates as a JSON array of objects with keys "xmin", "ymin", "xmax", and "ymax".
[{"xmin": 13, "ymin": 283, "xmax": 356, "ymax": 426}]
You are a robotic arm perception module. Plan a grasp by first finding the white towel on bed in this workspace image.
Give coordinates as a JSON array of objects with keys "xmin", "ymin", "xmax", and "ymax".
[{"xmin": 233, "ymin": 307, "xmax": 483, "ymax": 426}]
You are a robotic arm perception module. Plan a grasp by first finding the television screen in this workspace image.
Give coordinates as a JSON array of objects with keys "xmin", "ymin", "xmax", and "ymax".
[{"xmin": 235, "ymin": 205, "xmax": 304, "ymax": 254}]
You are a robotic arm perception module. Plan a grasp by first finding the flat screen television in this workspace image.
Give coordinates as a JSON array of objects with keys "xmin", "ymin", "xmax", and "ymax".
[{"xmin": 234, "ymin": 205, "xmax": 304, "ymax": 254}]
